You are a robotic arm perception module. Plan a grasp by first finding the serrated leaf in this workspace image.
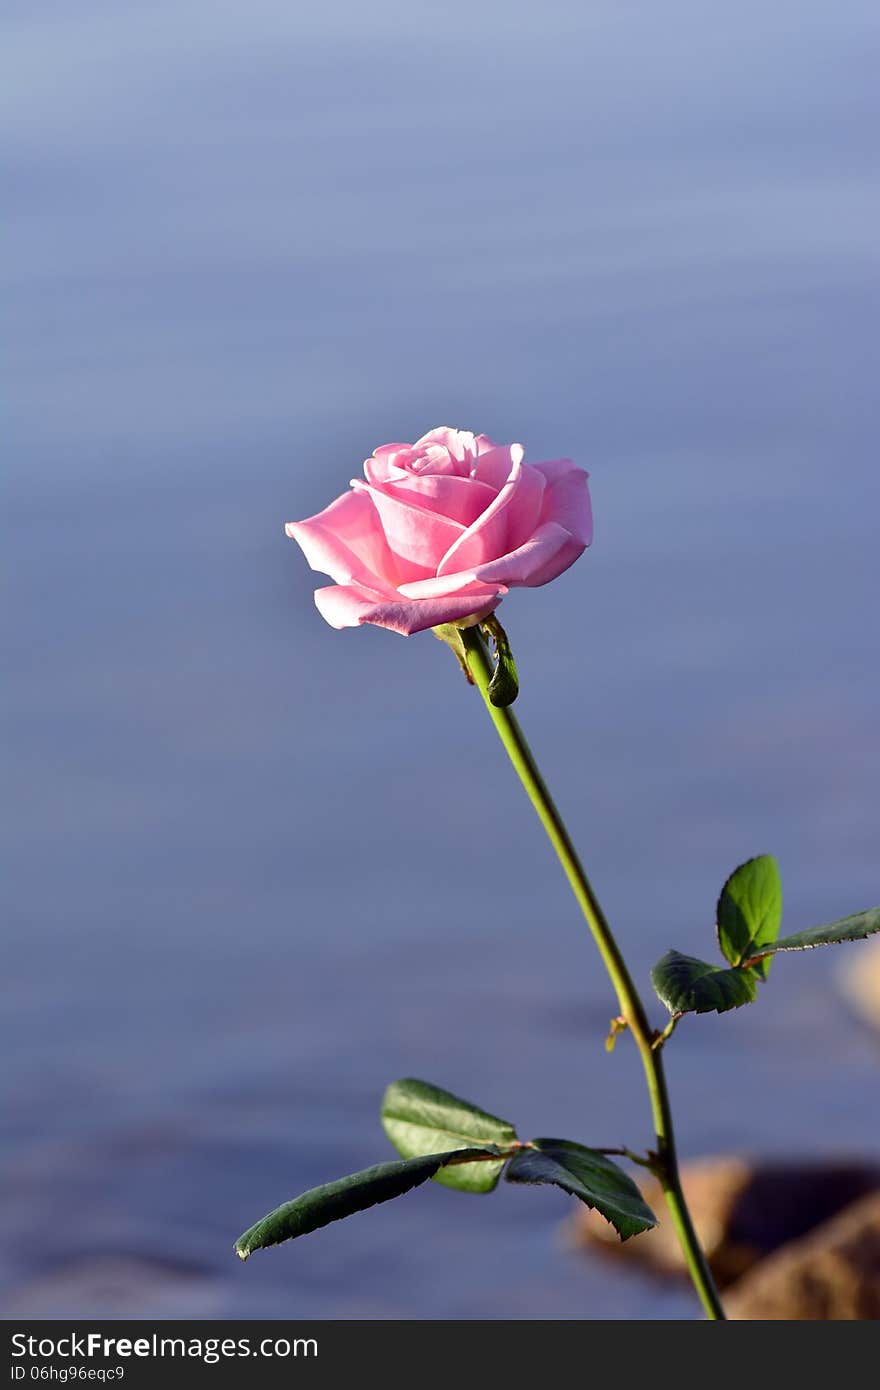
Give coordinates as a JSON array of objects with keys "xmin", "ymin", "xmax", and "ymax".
[
  {"xmin": 745, "ymin": 905, "xmax": 880, "ymax": 961},
  {"xmin": 382, "ymin": 1078, "xmax": 517, "ymax": 1193},
  {"xmin": 717, "ymin": 854, "xmax": 782, "ymax": 979},
  {"xmin": 505, "ymin": 1139, "xmax": 656, "ymax": 1241},
  {"xmin": 234, "ymin": 1147, "xmax": 501, "ymax": 1260},
  {"xmin": 651, "ymin": 949, "xmax": 759, "ymax": 1016}
]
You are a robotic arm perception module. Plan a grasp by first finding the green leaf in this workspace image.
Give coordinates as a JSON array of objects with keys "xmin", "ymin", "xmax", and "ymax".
[
  {"xmin": 381, "ymin": 1078, "xmax": 517, "ymax": 1193},
  {"xmin": 746, "ymin": 905, "xmax": 880, "ymax": 961},
  {"xmin": 651, "ymin": 949, "xmax": 759, "ymax": 1016},
  {"xmin": 234, "ymin": 1147, "xmax": 501, "ymax": 1260},
  {"xmin": 717, "ymin": 854, "xmax": 782, "ymax": 979},
  {"xmin": 505, "ymin": 1139, "xmax": 656, "ymax": 1241}
]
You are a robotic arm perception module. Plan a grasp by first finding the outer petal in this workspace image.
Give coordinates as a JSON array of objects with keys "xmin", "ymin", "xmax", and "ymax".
[
  {"xmin": 354, "ymin": 480, "xmax": 464, "ymax": 579},
  {"xmin": 437, "ymin": 458, "xmax": 545, "ymax": 576},
  {"xmin": 314, "ymin": 583, "xmax": 503, "ymax": 636},
  {"xmin": 285, "ymin": 488, "xmax": 397, "ymax": 592},
  {"xmin": 468, "ymin": 520, "xmax": 586, "ymax": 588},
  {"xmin": 396, "ymin": 573, "xmax": 506, "ymax": 600},
  {"xmin": 313, "ymin": 582, "xmax": 391, "ymax": 628},
  {"xmin": 534, "ymin": 460, "xmax": 593, "ymax": 546}
]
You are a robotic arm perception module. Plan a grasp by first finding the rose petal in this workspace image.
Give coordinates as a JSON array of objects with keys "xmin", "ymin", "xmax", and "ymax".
[
  {"xmin": 412, "ymin": 427, "xmax": 479, "ymax": 471},
  {"xmin": 375, "ymin": 472, "xmax": 496, "ymax": 526},
  {"xmin": 396, "ymin": 572, "xmax": 506, "ymax": 600},
  {"xmin": 285, "ymin": 488, "xmax": 397, "ymax": 592},
  {"xmin": 314, "ymin": 582, "xmax": 503, "ymax": 635},
  {"xmin": 409, "ymin": 444, "xmax": 462, "ymax": 477},
  {"xmin": 471, "ymin": 442, "xmax": 524, "ymax": 489},
  {"xmin": 437, "ymin": 457, "xmax": 545, "ymax": 576},
  {"xmin": 364, "ymin": 445, "xmax": 413, "ymax": 484},
  {"xmin": 468, "ymin": 520, "xmax": 586, "ymax": 588},
  {"xmin": 354, "ymin": 481, "xmax": 464, "ymax": 579},
  {"xmin": 535, "ymin": 460, "xmax": 593, "ymax": 546},
  {"xmin": 313, "ymin": 582, "xmax": 392, "ymax": 627}
]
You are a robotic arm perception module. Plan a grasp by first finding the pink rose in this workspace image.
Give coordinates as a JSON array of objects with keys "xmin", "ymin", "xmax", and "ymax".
[{"xmin": 285, "ymin": 427, "xmax": 592, "ymax": 635}]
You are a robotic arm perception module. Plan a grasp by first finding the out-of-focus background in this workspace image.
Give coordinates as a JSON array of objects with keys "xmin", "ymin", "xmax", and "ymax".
[{"xmin": 4, "ymin": 0, "xmax": 878, "ymax": 1319}]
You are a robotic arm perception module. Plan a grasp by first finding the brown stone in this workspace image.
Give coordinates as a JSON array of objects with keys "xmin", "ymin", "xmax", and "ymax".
[
  {"xmin": 569, "ymin": 1156, "xmax": 880, "ymax": 1287},
  {"xmin": 725, "ymin": 1191, "xmax": 880, "ymax": 1319}
]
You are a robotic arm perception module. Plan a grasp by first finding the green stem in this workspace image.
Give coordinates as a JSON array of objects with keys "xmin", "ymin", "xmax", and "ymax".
[{"xmin": 460, "ymin": 626, "xmax": 725, "ymax": 1321}]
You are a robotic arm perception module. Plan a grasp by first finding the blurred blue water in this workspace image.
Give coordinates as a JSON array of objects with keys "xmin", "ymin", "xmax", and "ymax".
[{"xmin": 3, "ymin": 0, "xmax": 879, "ymax": 1318}]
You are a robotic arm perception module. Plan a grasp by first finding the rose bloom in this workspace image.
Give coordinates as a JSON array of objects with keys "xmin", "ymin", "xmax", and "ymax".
[{"xmin": 286, "ymin": 427, "xmax": 592, "ymax": 635}]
